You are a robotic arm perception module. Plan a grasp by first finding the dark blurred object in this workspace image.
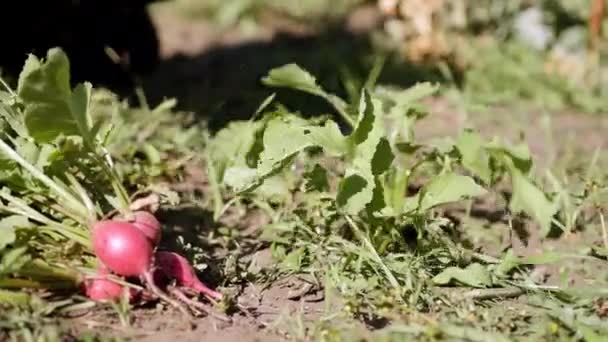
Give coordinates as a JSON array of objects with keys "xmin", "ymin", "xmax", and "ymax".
[{"xmin": 0, "ymin": 0, "xmax": 161, "ymax": 92}]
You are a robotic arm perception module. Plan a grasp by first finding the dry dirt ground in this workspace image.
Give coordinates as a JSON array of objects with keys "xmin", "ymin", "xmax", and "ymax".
[{"xmin": 64, "ymin": 5, "xmax": 608, "ymax": 342}]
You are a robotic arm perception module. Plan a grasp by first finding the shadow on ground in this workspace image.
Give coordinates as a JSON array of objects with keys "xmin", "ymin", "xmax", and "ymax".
[{"xmin": 138, "ymin": 24, "xmax": 457, "ymax": 131}]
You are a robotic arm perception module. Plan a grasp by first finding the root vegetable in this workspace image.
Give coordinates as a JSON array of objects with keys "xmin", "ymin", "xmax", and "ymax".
[
  {"xmin": 130, "ymin": 210, "xmax": 162, "ymax": 246},
  {"xmin": 82, "ymin": 277, "xmax": 126, "ymax": 302},
  {"xmin": 155, "ymin": 251, "xmax": 223, "ymax": 301},
  {"xmin": 92, "ymin": 220, "xmax": 153, "ymax": 277},
  {"xmin": 81, "ymin": 267, "xmax": 137, "ymax": 302},
  {"xmin": 90, "ymin": 219, "xmax": 221, "ymax": 316}
]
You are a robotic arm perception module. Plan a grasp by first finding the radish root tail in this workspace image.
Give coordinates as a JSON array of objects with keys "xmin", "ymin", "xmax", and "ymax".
[
  {"xmin": 169, "ymin": 287, "xmax": 232, "ymax": 322},
  {"xmin": 143, "ymin": 270, "xmax": 191, "ymax": 317}
]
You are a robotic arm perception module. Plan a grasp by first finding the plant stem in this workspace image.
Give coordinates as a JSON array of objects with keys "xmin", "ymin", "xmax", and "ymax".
[
  {"xmin": 40, "ymin": 225, "xmax": 91, "ymax": 248},
  {"xmin": 205, "ymin": 147, "xmax": 225, "ymax": 221},
  {"xmin": 0, "ymin": 77, "xmax": 16, "ymax": 97},
  {"xmin": 0, "ymin": 139, "xmax": 88, "ymax": 220},
  {"xmin": 0, "ymin": 192, "xmax": 90, "ymax": 247},
  {"xmin": 214, "ymin": 197, "xmax": 238, "ymax": 222},
  {"xmin": 344, "ymin": 214, "xmax": 401, "ymax": 291},
  {"xmin": 463, "ymin": 250, "xmax": 501, "ymax": 264},
  {"xmin": 325, "ymin": 94, "xmax": 355, "ymax": 128},
  {"xmin": 88, "ymin": 146, "xmax": 130, "ymax": 214},
  {"xmin": 461, "ymin": 287, "xmax": 524, "ymax": 301}
]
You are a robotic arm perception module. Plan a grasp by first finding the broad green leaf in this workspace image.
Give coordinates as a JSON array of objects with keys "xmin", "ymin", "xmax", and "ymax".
[
  {"xmin": 371, "ymin": 138, "xmax": 394, "ymax": 175},
  {"xmin": 481, "ymin": 137, "xmax": 557, "ymax": 232},
  {"xmin": 486, "ymin": 138, "xmax": 533, "ymax": 174},
  {"xmin": 245, "ymin": 120, "xmax": 268, "ymax": 168},
  {"xmin": 433, "ymin": 263, "xmax": 493, "ymax": 288},
  {"xmin": 258, "ymin": 116, "xmax": 347, "ymax": 174},
  {"xmin": 223, "ymin": 166, "xmax": 257, "ymax": 191},
  {"xmin": 509, "ymin": 168, "xmax": 559, "ymax": 236},
  {"xmin": 261, "ymin": 63, "xmax": 324, "ymax": 96},
  {"xmin": 306, "ymin": 120, "xmax": 347, "ymax": 157},
  {"xmin": 395, "ymin": 142, "xmax": 422, "ymax": 154},
  {"xmin": 456, "ymin": 129, "xmax": 491, "ymax": 184},
  {"xmin": 367, "ymin": 177, "xmax": 387, "ymax": 213},
  {"xmin": 337, "ymin": 91, "xmax": 391, "ymax": 214},
  {"xmin": 261, "ymin": 64, "xmax": 350, "ymax": 121},
  {"xmin": 336, "ymin": 173, "xmax": 369, "ymax": 212},
  {"xmin": 18, "ymin": 49, "xmax": 71, "ymax": 102},
  {"xmin": 240, "ymin": 116, "xmax": 346, "ymax": 194},
  {"xmin": 303, "ymin": 164, "xmax": 329, "ymax": 192},
  {"xmin": 208, "ymin": 121, "xmax": 261, "ymax": 181},
  {"xmin": 17, "ymin": 48, "xmax": 94, "ymax": 143},
  {"xmin": 24, "ymin": 102, "xmax": 80, "ymax": 142},
  {"xmin": 257, "ymin": 117, "xmax": 316, "ymax": 175},
  {"xmin": 67, "ymin": 82, "xmax": 94, "ymax": 140},
  {"xmin": 240, "ymin": 154, "xmax": 298, "ymax": 194},
  {"xmin": 254, "ymin": 175, "xmax": 290, "ymax": 202},
  {"xmin": 417, "ymin": 172, "xmax": 487, "ymax": 212},
  {"xmin": 337, "ymin": 167, "xmax": 375, "ymax": 214}
]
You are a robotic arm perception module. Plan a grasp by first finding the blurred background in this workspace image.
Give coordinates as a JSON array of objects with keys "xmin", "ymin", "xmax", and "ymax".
[{"xmin": 1, "ymin": 0, "xmax": 606, "ymax": 124}]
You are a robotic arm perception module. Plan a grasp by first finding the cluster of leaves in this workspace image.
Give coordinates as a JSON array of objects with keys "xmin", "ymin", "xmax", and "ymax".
[
  {"xmin": 0, "ymin": 48, "xmax": 190, "ymax": 307},
  {"xmin": 0, "ymin": 48, "xmax": 122, "ymax": 295},
  {"xmin": 206, "ymin": 63, "xmax": 569, "ymax": 319},
  {"xmin": 87, "ymin": 90, "xmax": 208, "ymax": 189}
]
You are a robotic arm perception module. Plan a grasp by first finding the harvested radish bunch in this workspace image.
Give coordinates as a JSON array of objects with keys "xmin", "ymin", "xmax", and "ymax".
[
  {"xmin": 155, "ymin": 251, "xmax": 223, "ymax": 301},
  {"xmin": 90, "ymin": 218, "xmax": 186, "ymax": 312},
  {"xmin": 90, "ymin": 217, "xmax": 223, "ymax": 316}
]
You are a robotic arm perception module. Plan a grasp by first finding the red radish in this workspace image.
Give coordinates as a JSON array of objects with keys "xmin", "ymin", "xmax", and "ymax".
[
  {"xmin": 130, "ymin": 211, "xmax": 162, "ymax": 246},
  {"xmin": 92, "ymin": 220, "xmax": 153, "ymax": 277},
  {"xmin": 82, "ymin": 277, "xmax": 126, "ymax": 302},
  {"xmin": 155, "ymin": 251, "xmax": 223, "ymax": 301},
  {"xmin": 90, "ymin": 221, "xmax": 198, "ymax": 315},
  {"xmin": 81, "ymin": 267, "xmax": 137, "ymax": 302}
]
